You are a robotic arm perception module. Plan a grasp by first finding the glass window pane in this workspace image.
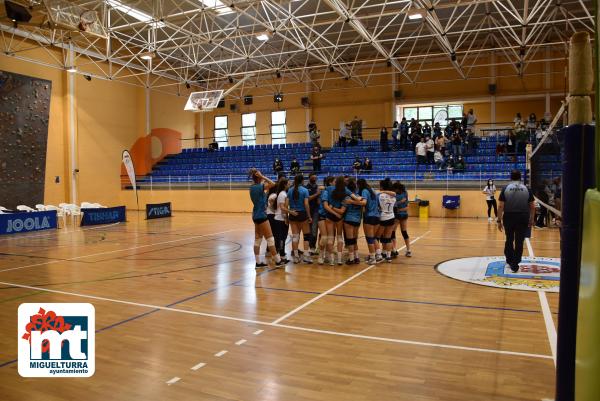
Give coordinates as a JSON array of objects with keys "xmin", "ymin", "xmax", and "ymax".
[
  {"xmin": 272, "ymin": 110, "xmax": 286, "ymax": 124},
  {"xmin": 418, "ymin": 107, "xmax": 432, "ymax": 120},
  {"xmin": 403, "ymin": 107, "xmax": 417, "ymax": 120},
  {"xmin": 214, "ymin": 128, "xmax": 228, "ymax": 144},
  {"xmin": 448, "ymin": 105, "xmax": 463, "ymax": 118},
  {"xmin": 242, "ymin": 113, "xmax": 256, "ymax": 127},
  {"xmin": 214, "ymin": 116, "xmax": 227, "ymax": 129}
]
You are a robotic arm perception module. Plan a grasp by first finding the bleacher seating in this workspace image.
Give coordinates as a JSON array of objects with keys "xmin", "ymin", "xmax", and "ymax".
[{"xmin": 138, "ymin": 136, "xmax": 527, "ymax": 185}]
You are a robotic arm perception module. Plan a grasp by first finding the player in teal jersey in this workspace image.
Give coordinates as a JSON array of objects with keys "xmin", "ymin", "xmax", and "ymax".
[
  {"xmin": 393, "ymin": 181, "xmax": 411, "ymax": 257},
  {"xmin": 249, "ymin": 169, "xmax": 285, "ymax": 268},
  {"xmin": 317, "ymin": 176, "xmax": 335, "ymax": 265},
  {"xmin": 343, "ymin": 178, "xmax": 366, "ymax": 264},
  {"xmin": 286, "ymin": 174, "xmax": 313, "ymax": 264}
]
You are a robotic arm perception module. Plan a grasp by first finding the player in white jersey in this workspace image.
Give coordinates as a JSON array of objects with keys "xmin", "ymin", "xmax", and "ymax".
[{"xmin": 377, "ymin": 178, "xmax": 397, "ymax": 263}]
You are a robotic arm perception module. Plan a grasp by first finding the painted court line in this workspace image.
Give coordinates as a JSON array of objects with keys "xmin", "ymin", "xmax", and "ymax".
[
  {"xmin": 272, "ymin": 323, "xmax": 553, "ymax": 360},
  {"xmin": 0, "ymin": 229, "xmax": 237, "ymax": 273},
  {"xmin": 235, "ymin": 339, "xmax": 247, "ymax": 346},
  {"xmin": 214, "ymin": 350, "xmax": 228, "ymax": 357},
  {"xmin": 166, "ymin": 377, "xmax": 181, "ymax": 385},
  {"xmin": 271, "ymin": 231, "xmax": 430, "ymax": 325},
  {"xmin": 190, "ymin": 362, "xmax": 206, "ymax": 370},
  {"xmin": 191, "ymin": 362, "xmax": 206, "ymax": 371},
  {"xmin": 526, "ymin": 237, "xmax": 557, "ymax": 366},
  {"xmin": 0, "ymin": 278, "xmax": 552, "ymax": 360}
]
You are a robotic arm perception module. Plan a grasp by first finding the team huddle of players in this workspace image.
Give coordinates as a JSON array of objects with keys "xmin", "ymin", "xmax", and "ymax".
[{"xmin": 249, "ymin": 168, "xmax": 412, "ymax": 268}]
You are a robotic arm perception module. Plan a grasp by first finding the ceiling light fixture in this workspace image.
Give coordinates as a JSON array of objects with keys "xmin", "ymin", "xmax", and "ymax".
[
  {"xmin": 256, "ymin": 32, "xmax": 271, "ymax": 41},
  {"xmin": 140, "ymin": 51, "xmax": 155, "ymax": 60},
  {"xmin": 198, "ymin": 0, "xmax": 235, "ymax": 15},
  {"xmin": 106, "ymin": 0, "xmax": 165, "ymax": 28},
  {"xmin": 66, "ymin": 66, "xmax": 77, "ymax": 73},
  {"xmin": 408, "ymin": 9, "xmax": 425, "ymax": 20}
]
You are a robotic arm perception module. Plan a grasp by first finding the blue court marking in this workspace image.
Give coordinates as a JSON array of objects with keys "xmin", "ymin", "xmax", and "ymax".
[
  {"xmin": 233, "ymin": 284, "xmax": 547, "ymax": 314},
  {"xmin": 0, "ymin": 266, "xmax": 279, "ymax": 368}
]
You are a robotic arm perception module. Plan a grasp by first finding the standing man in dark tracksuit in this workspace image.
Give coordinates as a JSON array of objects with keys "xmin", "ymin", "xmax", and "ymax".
[{"xmin": 497, "ymin": 170, "xmax": 536, "ymax": 272}]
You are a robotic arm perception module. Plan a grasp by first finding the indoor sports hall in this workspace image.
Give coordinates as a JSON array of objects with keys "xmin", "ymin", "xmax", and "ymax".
[{"xmin": 0, "ymin": 1, "xmax": 598, "ymax": 401}]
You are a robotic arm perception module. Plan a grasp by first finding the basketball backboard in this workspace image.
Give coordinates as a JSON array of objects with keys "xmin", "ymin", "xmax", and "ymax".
[{"xmin": 184, "ymin": 90, "xmax": 223, "ymax": 112}]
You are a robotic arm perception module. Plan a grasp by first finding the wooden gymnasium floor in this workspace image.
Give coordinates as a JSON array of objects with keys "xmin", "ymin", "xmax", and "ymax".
[{"xmin": 0, "ymin": 212, "xmax": 560, "ymax": 401}]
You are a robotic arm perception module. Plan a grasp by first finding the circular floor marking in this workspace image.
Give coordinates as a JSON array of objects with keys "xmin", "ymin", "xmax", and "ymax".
[{"xmin": 435, "ymin": 256, "xmax": 560, "ymax": 292}]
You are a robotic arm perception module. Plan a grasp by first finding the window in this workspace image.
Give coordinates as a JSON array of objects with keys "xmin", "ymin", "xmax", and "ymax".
[
  {"xmin": 271, "ymin": 110, "xmax": 286, "ymax": 145},
  {"xmin": 398, "ymin": 104, "xmax": 463, "ymax": 127},
  {"xmin": 214, "ymin": 115, "xmax": 228, "ymax": 146},
  {"xmin": 241, "ymin": 113, "xmax": 257, "ymax": 146}
]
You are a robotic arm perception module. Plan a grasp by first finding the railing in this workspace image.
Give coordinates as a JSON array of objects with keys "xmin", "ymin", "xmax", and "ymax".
[{"xmin": 122, "ymin": 166, "xmax": 529, "ymax": 192}]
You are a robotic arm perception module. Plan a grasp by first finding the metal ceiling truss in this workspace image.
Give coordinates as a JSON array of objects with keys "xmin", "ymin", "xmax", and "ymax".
[{"xmin": 0, "ymin": 0, "xmax": 593, "ymax": 99}]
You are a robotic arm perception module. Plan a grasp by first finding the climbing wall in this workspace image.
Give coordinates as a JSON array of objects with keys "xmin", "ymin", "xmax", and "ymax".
[{"xmin": 0, "ymin": 70, "xmax": 51, "ymax": 209}]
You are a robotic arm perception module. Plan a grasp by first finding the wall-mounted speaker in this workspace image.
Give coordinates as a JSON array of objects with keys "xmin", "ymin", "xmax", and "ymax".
[
  {"xmin": 243, "ymin": 95, "xmax": 253, "ymax": 105},
  {"xmin": 488, "ymin": 83, "xmax": 497, "ymax": 95},
  {"xmin": 301, "ymin": 97, "xmax": 310, "ymax": 107},
  {"xmin": 217, "ymin": 99, "xmax": 225, "ymax": 108},
  {"xmin": 393, "ymin": 90, "xmax": 403, "ymax": 99},
  {"xmin": 230, "ymin": 103, "xmax": 238, "ymax": 112},
  {"xmin": 4, "ymin": 1, "xmax": 32, "ymax": 23}
]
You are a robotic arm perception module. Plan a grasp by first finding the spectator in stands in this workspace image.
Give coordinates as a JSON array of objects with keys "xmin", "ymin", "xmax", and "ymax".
[
  {"xmin": 506, "ymin": 131, "xmax": 517, "ymax": 155},
  {"xmin": 308, "ymin": 120, "xmax": 317, "ymax": 134},
  {"xmin": 446, "ymin": 154, "xmax": 455, "ymax": 172},
  {"xmin": 409, "ymin": 118, "xmax": 417, "ymax": 135},
  {"xmin": 514, "ymin": 112, "xmax": 522, "ymax": 126},
  {"xmin": 353, "ymin": 157, "xmax": 362, "ymax": 173},
  {"xmin": 444, "ymin": 121, "xmax": 454, "ymax": 138},
  {"xmin": 273, "ymin": 158, "xmax": 284, "ymax": 175},
  {"xmin": 526, "ymin": 113, "xmax": 537, "ymax": 144},
  {"xmin": 535, "ymin": 124, "xmax": 544, "ymax": 145},
  {"xmin": 451, "ymin": 130, "xmax": 463, "ymax": 156},
  {"xmin": 433, "ymin": 122, "xmax": 442, "ymax": 139},
  {"xmin": 380, "ymin": 127, "xmax": 389, "ymax": 152},
  {"xmin": 339, "ymin": 123, "xmax": 350, "ymax": 149},
  {"xmin": 454, "ymin": 155, "xmax": 466, "ymax": 174},
  {"xmin": 415, "ymin": 137, "xmax": 427, "ymax": 164},
  {"xmin": 423, "ymin": 122, "xmax": 432, "ymax": 136},
  {"xmin": 466, "ymin": 130, "xmax": 477, "ymax": 154},
  {"xmin": 461, "ymin": 112, "xmax": 468, "ymax": 131},
  {"xmin": 410, "ymin": 130, "xmax": 421, "ymax": 153},
  {"xmin": 434, "ymin": 149, "xmax": 445, "ymax": 170},
  {"xmin": 467, "ymin": 108, "xmax": 477, "ymax": 131},
  {"xmin": 351, "ymin": 116, "xmax": 361, "ymax": 141},
  {"xmin": 290, "ymin": 158, "xmax": 300, "ymax": 175},
  {"xmin": 310, "ymin": 128, "xmax": 321, "ymax": 147},
  {"xmin": 391, "ymin": 121, "xmax": 399, "ymax": 150},
  {"xmin": 425, "ymin": 135, "xmax": 435, "ymax": 164},
  {"xmin": 311, "ymin": 146, "xmax": 323, "ymax": 172},
  {"xmin": 435, "ymin": 134, "xmax": 446, "ymax": 156},
  {"xmin": 363, "ymin": 157, "xmax": 373, "ymax": 172},
  {"xmin": 400, "ymin": 117, "xmax": 409, "ymax": 150}
]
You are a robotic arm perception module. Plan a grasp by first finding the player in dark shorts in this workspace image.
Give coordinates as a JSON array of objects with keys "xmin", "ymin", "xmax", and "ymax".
[
  {"xmin": 249, "ymin": 169, "xmax": 285, "ymax": 268},
  {"xmin": 324, "ymin": 176, "xmax": 348, "ymax": 266},
  {"xmin": 357, "ymin": 178, "xmax": 380, "ymax": 265},
  {"xmin": 317, "ymin": 176, "xmax": 335, "ymax": 265},
  {"xmin": 343, "ymin": 178, "xmax": 366, "ymax": 264},
  {"xmin": 286, "ymin": 174, "xmax": 313, "ymax": 264},
  {"xmin": 393, "ymin": 181, "xmax": 411, "ymax": 257}
]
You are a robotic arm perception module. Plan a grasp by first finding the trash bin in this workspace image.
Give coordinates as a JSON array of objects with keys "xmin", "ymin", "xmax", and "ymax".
[{"xmin": 419, "ymin": 200, "xmax": 429, "ymax": 219}]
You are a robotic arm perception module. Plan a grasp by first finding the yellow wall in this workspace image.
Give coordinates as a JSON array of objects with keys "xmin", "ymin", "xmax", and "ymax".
[
  {"xmin": 119, "ymin": 188, "xmax": 493, "ymax": 218},
  {"xmin": 0, "ymin": 52, "xmax": 194, "ymax": 206}
]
